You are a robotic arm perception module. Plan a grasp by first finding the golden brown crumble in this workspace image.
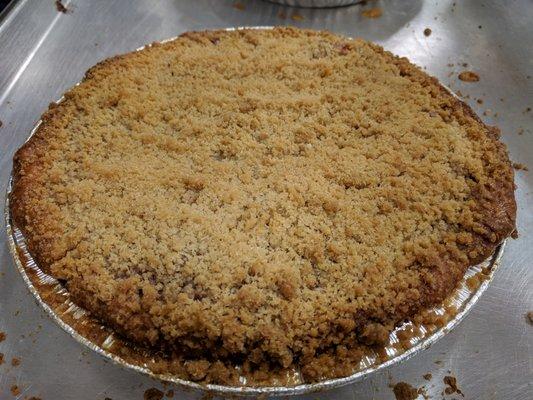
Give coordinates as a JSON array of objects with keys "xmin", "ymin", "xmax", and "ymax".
[
  {"xmin": 143, "ymin": 388, "xmax": 164, "ymax": 400},
  {"xmin": 10, "ymin": 385, "xmax": 20, "ymax": 396},
  {"xmin": 11, "ymin": 27, "xmax": 516, "ymax": 383},
  {"xmin": 55, "ymin": 0, "xmax": 68, "ymax": 13},
  {"xmin": 362, "ymin": 8, "xmax": 383, "ymax": 18},
  {"xmin": 512, "ymin": 162, "xmax": 528, "ymax": 171},
  {"xmin": 392, "ymin": 382, "xmax": 418, "ymax": 400},
  {"xmin": 444, "ymin": 375, "xmax": 464, "ymax": 396},
  {"xmin": 458, "ymin": 71, "xmax": 480, "ymax": 82}
]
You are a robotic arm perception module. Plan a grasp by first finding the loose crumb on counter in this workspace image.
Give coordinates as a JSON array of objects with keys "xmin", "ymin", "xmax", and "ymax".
[
  {"xmin": 423, "ymin": 28, "xmax": 432, "ymax": 36},
  {"xmin": 11, "ymin": 357, "xmax": 20, "ymax": 367},
  {"xmin": 513, "ymin": 163, "xmax": 528, "ymax": 171},
  {"xmin": 444, "ymin": 375, "xmax": 464, "ymax": 396},
  {"xmin": 0, "ymin": 332, "xmax": 6, "ymax": 342},
  {"xmin": 10, "ymin": 385, "xmax": 20, "ymax": 396},
  {"xmin": 291, "ymin": 14, "xmax": 305, "ymax": 21},
  {"xmin": 55, "ymin": 0, "xmax": 68, "ymax": 13},
  {"xmin": 361, "ymin": 8, "xmax": 383, "ymax": 18},
  {"xmin": 527, "ymin": 311, "xmax": 533, "ymax": 325},
  {"xmin": 232, "ymin": 2, "xmax": 245, "ymax": 10},
  {"xmin": 392, "ymin": 382, "xmax": 419, "ymax": 400},
  {"xmin": 458, "ymin": 71, "xmax": 480, "ymax": 82},
  {"xmin": 144, "ymin": 388, "xmax": 164, "ymax": 400},
  {"xmin": 423, "ymin": 373, "xmax": 432, "ymax": 380}
]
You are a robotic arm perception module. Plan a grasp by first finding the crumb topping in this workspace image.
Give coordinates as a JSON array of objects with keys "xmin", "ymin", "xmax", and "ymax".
[{"xmin": 11, "ymin": 27, "xmax": 516, "ymax": 380}]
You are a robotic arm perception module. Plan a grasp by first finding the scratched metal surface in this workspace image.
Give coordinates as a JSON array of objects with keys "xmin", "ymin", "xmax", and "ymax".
[{"xmin": 0, "ymin": 1, "xmax": 531, "ymax": 399}]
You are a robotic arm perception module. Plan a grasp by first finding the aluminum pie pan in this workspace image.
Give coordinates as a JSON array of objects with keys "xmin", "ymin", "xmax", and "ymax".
[{"xmin": 4, "ymin": 28, "xmax": 508, "ymax": 397}]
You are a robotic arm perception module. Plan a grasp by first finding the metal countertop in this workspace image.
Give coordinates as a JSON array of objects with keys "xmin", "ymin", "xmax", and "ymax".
[{"xmin": 0, "ymin": 1, "xmax": 531, "ymax": 399}]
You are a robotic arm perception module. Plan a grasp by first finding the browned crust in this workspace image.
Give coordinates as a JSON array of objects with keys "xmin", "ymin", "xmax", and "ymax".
[
  {"xmin": 10, "ymin": 27, "xmax": 516, "ymax": 383},
  {"xmin": 373, "ymin": 45, "xmax": 516, "ymax": 305}
]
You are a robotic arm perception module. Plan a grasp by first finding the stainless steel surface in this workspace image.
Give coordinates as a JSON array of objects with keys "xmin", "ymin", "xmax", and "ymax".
[
  {"xmin": 0, "ymin": 1, "xmax": 531, "ymax": 399},
  {"xmin": 266, "ymin": 0, "xmax": 361, "ymax": 8}
]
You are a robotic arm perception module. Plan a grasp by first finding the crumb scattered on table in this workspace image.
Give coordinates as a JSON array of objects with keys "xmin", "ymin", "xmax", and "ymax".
[
  {"xmin": 144, "ymin": 388, "xmax": 164, "ymax": 400},
  {"xmin": 458, "ymin": 71, "xmax": 479, "ymax": 82},
  {"xmin": 477, "ymin": 99, "xmax": 483, "ymax": 104},
  {"xmin": 0, "ymin": 353, "xmax": 4, "ymax": 365},
  {"xmin": 392, "ymin": 382, "xmax": 419, "ymax": 400},
  {"xmin": 527, "ymin": 311, "xmax": 533, "ymax": 324},
  {"xmin": 444, "ymin": 375, "xmax": 464, "ymax": 396},
  {"xmin": 232, "ymin": 2, "xmax": 245, "ymax": 10},
  {"xmin": 11, "ymin": 357, "xmax": 20, "ymax": 367},
  {"xmin": 28, "ymin": 397, "xmax": 42, "ymax": 400},
  {"xmin": 55, "ymin": 0, "xmax": 68, "ymax": 13},
  {"xmin": 0, "ymin": 332, "xmax": 6, "ymax": 342},
  {"xmin": 423, "ymin": 373, "xmax": 432, "ymax": 380},
  {"xmin": 361, "ymin": 8, "xmax": 383, "ymax": 18},
  {"xmin": 513, "ymin": 163, "xmax": 528, "ymax": 171},
  {"xmin": 291, "ymin": 14, "xmax": 305, "ymax": 21},
  {"xmin": 10, "ymin": 385, "xmax": 21, "ymax": 396},
  {"xmin": 424, "ymin": 28, "xmax": 432, "ymax": 36}
]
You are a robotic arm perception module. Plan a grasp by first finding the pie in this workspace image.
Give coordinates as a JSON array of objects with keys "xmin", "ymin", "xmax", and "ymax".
[{"xmin": 10, "ymin": 27, "xmax": 516, "ymax": 383}]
